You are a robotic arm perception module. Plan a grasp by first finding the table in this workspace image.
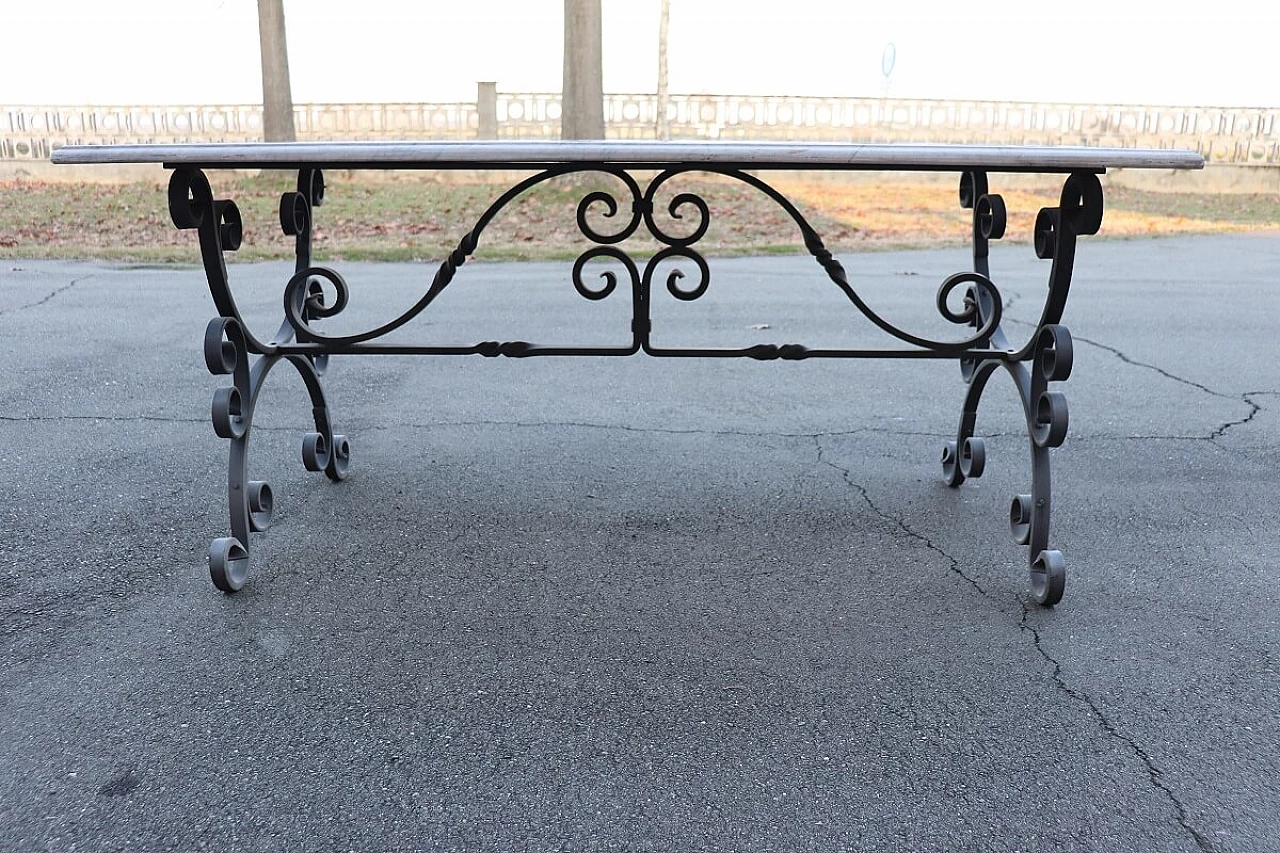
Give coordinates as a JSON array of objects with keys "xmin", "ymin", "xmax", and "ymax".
[{"xmin": 51, "ymin": 141, "xmax": 1204, "ymax": 605}]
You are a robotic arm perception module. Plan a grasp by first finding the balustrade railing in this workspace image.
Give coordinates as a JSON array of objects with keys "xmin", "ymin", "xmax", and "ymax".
[{"xmin": 5, "ymin": 93, "xmax": 1279, "ymax": 165}]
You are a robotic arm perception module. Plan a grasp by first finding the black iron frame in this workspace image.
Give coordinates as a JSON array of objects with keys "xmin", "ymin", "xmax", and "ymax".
[{"xmin": 167, "ymin": 163, "xmax": 1102, "ymax": 605}]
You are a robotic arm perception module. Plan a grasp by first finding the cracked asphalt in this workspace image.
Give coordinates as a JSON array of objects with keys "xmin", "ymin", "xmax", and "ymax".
[{"xmin": 1, "ymin": 235, "xmax": 1277, "ymax": 852}]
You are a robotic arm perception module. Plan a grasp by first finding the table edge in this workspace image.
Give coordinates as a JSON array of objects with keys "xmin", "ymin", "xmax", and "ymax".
[{"xmin": 49, "ymin": 141, "xmax": 1206, "ymax": 172}]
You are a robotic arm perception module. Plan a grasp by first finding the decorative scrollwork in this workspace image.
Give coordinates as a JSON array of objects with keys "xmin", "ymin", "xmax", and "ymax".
[
  {"xmin": 958, "ymin": 171, "xmax": 984, "ymax": 210},
  {"xmin": 940, "ymin": 173, "xmax": 1097, "ymax": 606},
  {"xmin": 1030, "ymin": 324, "xmax": 1071, "ymax": 449},
  {"xmin": 575, "ymin": 178, "xmax": 642, "ymax": 244},
  {"xmin": 1031, "ymin": 549, "xmax": 1066, "ymax": 606},
  {"xmin": 941, "ymin": 434, "xmax": 988, "ymax": 486},
  {"xmin": 681, "ymin": 168, "xmax": 1006, "ymax": 353},
  {"xmin": 326, "ymin": 433, "xmax": 351, "ymax": 480},
  {"xmin": 960, "ymin": 437, "xmax": 986, "ymax": 478},
  {"xmin": 246, "ymin": 481, "xmax": 274, "ymax": 532},
  {"xmin": 279, "ymin": 191, "xmax": 310, "ymax": 237},
  {"xmin": 208, "ymin": 538, "xmax": 250, "ymax": 593},
  {"xmin": 646, "ymin": 246, "xmax": 711, "ymax": 302},
  {"xmin": 216, "ymin": 200, "xmax": 243, "ymax": 251},
  {"xmin": 284, "ymin": 266, "xmax": 349, "ymax": 331},
  {"xmin": 1034, "ymin": 208, "xmax": 1060, "ymax": 260},
  {"xmin": 1010, "ymin": 494, "xmax": 1033, "ymax": 545},
  {"xmin": 975, "ymin": 194, "xmax": 1006, "ymax": 241},
  {"xmin": 261, "ymin": 165, "xmax": 1023, "ymax": 356},
  {"xmin": 1019, "ymin": 171, "xmax": 1104, "ymax": 353},
  {"xmin": 571, "ymin": 246, "xmax": 638, "ymax": 301},
  {"xmin": 1059, "ymin": 172, "xmax": 1104, "ymax": 236},
  {"xmin": 301, "ymin": 167, "xmax": 325, "ymax": 209},
  {"xmin": 277, "ymin": 168, "xmax": 608, "ymax": 346},
  {"xmin": 203, "ymin": 317, "xmax": 241, "ymax": 377},
  {"xmin": 168, "ymin": 167, "xmax": 212, "ymax": 230},
  {"xmin": 205, "ymin": 317, "xmax": 250, "ymax": 441},
  {"xmin": 642, "ymin": 171, "xmax": 711, "ymax": 247},
  {"xmin": 302, "ymin": 431, "xmax": 332, "ymax": 472},
  {"xmin": 170, "ymin": 168, "xmax": 285, "ymax": 361},
  {"xmin": 195, "ymin": 308, "xmax": 349, "ymax": 591},
  {"xmin": 961, "ymin": 171, "xmax": 1007, "ymax": 273},
  {"xmin": 1035, "ymin": 324, "xmax": 1073, "ymax": 382},
  {"xmin": 174, "ymin": 163, "xmax": 1107, "ymax": 603},
  {"xmin": 170, "ymin": 170, "xmax": 241, "ymax": 252},
  {"xmin": 1032, "ymin": 392, "xmax": 1069, "ymax": 449},
  {"xmin": 210, "ymin": 385, "xmax": 246, "ymax": 441},
  {"xmin": 936, "ymin": 272, "xmax": 1001, "ymax": 329}
]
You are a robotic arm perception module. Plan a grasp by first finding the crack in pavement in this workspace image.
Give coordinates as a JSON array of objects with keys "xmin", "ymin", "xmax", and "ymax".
[
  {"xmin": 0, "ymin": 414, "xmax": 369, "ymax": 436},
  {"xmin": 0, "ymin": 274, "xmax": 96, "ymax": 317},
  {"xmin": 0, "ymin": 363, "xmax": 1231, "ymax": 848},
  {"xmin": 1000, "ymin": 314, "xmax": 1265, "ymax": 441},
  {"xmin": 1074, "ymin": 333, "xmax": 1263, "ymax": 441},
  {"xmin": 0, "ymin": 414, "xmax": 206, "ymax": 425},
  {"xmin": 812, "ymin": 433, "xmax": 1218, "ymax": 852},
  {"xmin": 6, "ymin": 408, "xmax": 1271, "ymax": 461},
  {"xmin": 1209, "ymin": 391, "xmax": 1264, "ymax": 440},
  {"xmin": 1017, "ymin": 605, "xmax": 1219, "ymax": 853},
  {"xmin": 396, "ymin": 419, "xmax": 1272, "ymax": 445},
  {"xmin": 352, "ymin": 419, "xmax": 876, "ymax": 440},
  {"xmin": 811, "ymin": 437, "xmax": 989, "ymax": 598},
  {"xmin": 0, "ymin": 413, "xmax": 331, "ymax": 438},
  {"xmin": 9, "ymin": 411, "xmax": 1259, "ymax": 457},
  {"xmin": 0, "ymin": 416, "xmax": 877, "ymax": 443}
]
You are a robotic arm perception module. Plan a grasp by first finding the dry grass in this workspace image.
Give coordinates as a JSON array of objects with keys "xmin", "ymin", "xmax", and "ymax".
[{"xmin": 2, "ymin": 174, "xmax": 1277, "ymax": 263}]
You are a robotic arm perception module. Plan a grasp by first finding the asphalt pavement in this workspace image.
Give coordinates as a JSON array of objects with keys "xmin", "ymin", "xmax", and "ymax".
[{"xmin": 1, "ymin": 235, "xmax": 1277, "ymax": 852}]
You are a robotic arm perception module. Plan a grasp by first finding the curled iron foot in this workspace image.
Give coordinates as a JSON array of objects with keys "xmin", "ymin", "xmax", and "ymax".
[
  {"xmin": 1031, "ymin": 549, "xmax": 1066, "ymax": 606},
  {"xmin": 960, "ymin": 437, "xmax": 985, "ymax": 478},
  {"xmin": 326, "ymin": 434, "xmax": 351, "ymax": 482},
  {"xmin": 209, "ymin": 537, "xmax": 251, "ymax": 593},
  {"xmin": 941, "ymin": 436, "xmax": 986, "ymax": 487},
  {"xmin": 941, "ymin": 440, "xmax": 962, "ymax": 487}
]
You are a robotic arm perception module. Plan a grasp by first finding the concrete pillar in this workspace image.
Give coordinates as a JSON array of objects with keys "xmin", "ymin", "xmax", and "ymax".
[{"xmin": 477, "ymin": 82, "xmax": 498, "ymax": 139}]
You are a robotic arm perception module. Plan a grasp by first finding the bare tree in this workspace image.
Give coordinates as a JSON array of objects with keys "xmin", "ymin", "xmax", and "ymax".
[
  {"xmin": 656, "ymin": 0, "xmax": 670, "ymax": 139},
  {"xmin": 257, "ymin": 0, "xmax": 296, "ymax": 142},
  {"xmin": 562, "ymin": 0, "xmax": 604, "ymax": 139}
]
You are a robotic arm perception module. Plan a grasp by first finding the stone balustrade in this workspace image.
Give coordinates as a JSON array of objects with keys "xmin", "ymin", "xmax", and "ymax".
[{"xmin": 5, "ymin": 92, "xmax": 1278, "ymax": 165}]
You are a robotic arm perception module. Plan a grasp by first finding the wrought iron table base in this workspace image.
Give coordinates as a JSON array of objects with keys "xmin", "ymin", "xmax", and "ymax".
[{"xmin": 165, "ymin": 163, "xmax": 1099, "ymax": 606}]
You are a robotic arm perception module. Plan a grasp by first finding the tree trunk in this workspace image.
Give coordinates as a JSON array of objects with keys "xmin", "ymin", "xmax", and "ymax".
[
  {"xmin": 257, "ymin": 0, "xmax": 296, "ymax": 142},
  {"xmin": 561, "ymin": 0, "xmax": 604, "ymax": 139},
  {"xmin": 656, "ymin": 0, "xmax": 670, "ymax": 140}
]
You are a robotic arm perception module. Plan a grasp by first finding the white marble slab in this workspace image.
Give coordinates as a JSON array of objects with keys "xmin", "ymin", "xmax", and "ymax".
[{"xmin": 51, "ymin": 140, "xmax": 1205, "ymax": 172}]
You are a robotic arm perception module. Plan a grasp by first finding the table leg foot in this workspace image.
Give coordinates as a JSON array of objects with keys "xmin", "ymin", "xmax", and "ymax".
[
  {"xmin": 1031, "ymin": 549, "xmax": 1067, "ymax": 607},
  {"xmin": 942, "ymin": 436, "xmax": 986, "ymax": 486},
  {"xmin": 209, "ymin": 537, "xmax": 250, "ymax": 593},
  {"xmin": 303, "ymin": 430, "xmax": 351, "ymax": 482}
]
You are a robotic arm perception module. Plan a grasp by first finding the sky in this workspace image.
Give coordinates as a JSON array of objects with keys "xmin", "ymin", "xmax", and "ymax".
[{"xmin": 4, "ymin": 0, "xmax": 1279, "ymax": 108}]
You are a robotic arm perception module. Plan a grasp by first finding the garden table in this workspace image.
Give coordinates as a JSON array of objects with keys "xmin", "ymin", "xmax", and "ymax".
[{"xmin": 51, "ymin": 140, "xmax": 1204, "ymax": 604}]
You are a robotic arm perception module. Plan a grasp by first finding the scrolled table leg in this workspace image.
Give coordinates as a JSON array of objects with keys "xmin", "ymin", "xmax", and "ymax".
[
  {"xmin": 943, "ymin": 171, "xmax": 1098, "ymax": 606},
  {"xmin": 173, "ymin": 168, "xmax": 349, "ymax": 592}
]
